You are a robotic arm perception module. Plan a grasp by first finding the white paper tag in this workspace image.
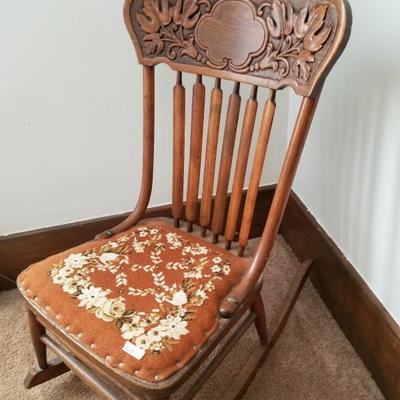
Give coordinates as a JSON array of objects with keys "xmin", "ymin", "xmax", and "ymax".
[{"xmin": 122, "ymin": 341, "xmax": 145, "ymax": 360}]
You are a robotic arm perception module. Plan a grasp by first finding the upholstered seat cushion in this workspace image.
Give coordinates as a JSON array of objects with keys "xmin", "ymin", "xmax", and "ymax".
[{"xmin": 17, "ymin": 221, "xmax": 249, "ymax": 383}]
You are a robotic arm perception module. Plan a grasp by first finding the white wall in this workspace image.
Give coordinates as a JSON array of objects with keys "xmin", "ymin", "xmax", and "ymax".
[
  {"xmin": 290, "ymin": 0, "xmax": 400, "ymax": 323},
  {"xmin": 0, "ymin": 0, "xmax": 287, "ymax": 235}
]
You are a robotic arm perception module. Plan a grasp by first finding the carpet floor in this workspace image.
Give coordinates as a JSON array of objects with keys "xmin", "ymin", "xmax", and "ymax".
[{"xmin": 0, "ymin": 235, "xmax": 384, "ymax": 400}]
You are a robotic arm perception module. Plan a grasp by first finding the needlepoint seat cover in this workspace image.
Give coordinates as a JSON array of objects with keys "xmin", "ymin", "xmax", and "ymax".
[{"xmin": 17, "ymin": 221, "xmax": 249, "ymax": 383}]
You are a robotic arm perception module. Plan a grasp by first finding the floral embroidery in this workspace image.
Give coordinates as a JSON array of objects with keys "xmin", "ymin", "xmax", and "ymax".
[{"xmin": 49, "ymin": 225, "xmax": 232, "ymax": 355}]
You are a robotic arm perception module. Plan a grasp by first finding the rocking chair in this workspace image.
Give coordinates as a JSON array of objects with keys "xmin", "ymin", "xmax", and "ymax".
[{"xmin": 17, "ymin": 0, "xmax": 351, "ymax": 399}]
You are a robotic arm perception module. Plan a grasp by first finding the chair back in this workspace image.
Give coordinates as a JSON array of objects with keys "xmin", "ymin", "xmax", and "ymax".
[{"xmin": 122, "ymin": 0, "xmax": 351, "ymax": 264}]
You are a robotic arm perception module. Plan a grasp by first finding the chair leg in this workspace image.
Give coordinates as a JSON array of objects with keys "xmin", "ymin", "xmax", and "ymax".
[
  {"xmin": 250, "ymin": 293, "xmax": 268, "ymax": 345},
  {"xmin": 24, "ymin": 308, "xmax": 70, "ymax": 389},
  {"xmin": 27, "ymin": 309, "xmax": 47, "ymax": 369}
]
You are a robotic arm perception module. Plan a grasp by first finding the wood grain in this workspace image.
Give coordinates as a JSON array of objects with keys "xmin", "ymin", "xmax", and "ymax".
[
  {"xmin": 172, "ymin": 71, "xmax": 185, "ymax": 227},
  {"xmin": 211, "ymin": 82, "xmax": 241, "ymax": 243},
  {"xmin": 225, "ymin": 86, "xmax": 258, "ymax": 249},
  {"xmin": 185, "ymin": 75, "xmax": 206, "ymax": 232},
  {"xmin": 199, "ymin": 79, "xmax": 223, "ymax": 235},
  {"xmin": 238, "ymin": 90, "xmax": 276, "ymax": 255}
]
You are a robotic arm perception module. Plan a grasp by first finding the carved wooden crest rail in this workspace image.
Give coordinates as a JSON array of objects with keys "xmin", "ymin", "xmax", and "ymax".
[{"xmin": 124, "ymin": 0, "xmax": 351, "ymax": 96}]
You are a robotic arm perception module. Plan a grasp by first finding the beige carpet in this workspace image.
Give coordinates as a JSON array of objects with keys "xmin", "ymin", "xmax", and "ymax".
[{"xmin": 0, "ymin": 235, "xmax": 384, "ymax": 400}]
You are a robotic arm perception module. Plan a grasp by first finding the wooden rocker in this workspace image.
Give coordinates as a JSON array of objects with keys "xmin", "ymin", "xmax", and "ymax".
[{"xmin": 17, "ymin": 0, "xmax": 351, "ymax": 399}]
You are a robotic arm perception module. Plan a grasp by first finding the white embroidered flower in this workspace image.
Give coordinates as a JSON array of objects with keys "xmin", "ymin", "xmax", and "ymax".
[
  {"xmin": 95, "ymin": 298, "xmax": 126, "ymax": 322},
  {"xmin": 137, "ymin": 228, "xmax": 149, "ymax": 237},
  {"xmin": 159, "ymin": 316, "xmax": 189, "ymax": 340},
  {"xmin": 77, "ymin": 286, "xmax": 108, "ymax": 309},
  {"xmin": 166, "ymin": 232, "xmax": 182, "ymax": 249},
  {"xmin": 168, "ymin": 290, "xmax": 188, "ymax": 306},
  {"xmin": 121, "ymin": 323, "xmax": 145, "ymax": 340},
  {"xmin": 61, "ymin": 277, "xmax": 81, "ymax": 295},
  {"xmin": 222, "ymin": 264, "xmax": 231, "ymax": 275},
  {"xmin": 132, "ymin": 239, "xmax": 147, "ymax": 253},
  {"xmin": 78, "ymin": 278, "xmax": 91, "ymax": 287},
  {"xmin": 132, "ymin": 313, "xmax": 144, "ymax": 324},
  {"xmin": 58, "ymin": 266, "xmax": 74, "ymax": 278},
  {"xmin": 166, "ymin": 233, "xmax": 178, "ymax": 242},
  {"xmin": 211, "ymin": 265, "xmax": 222, "ymax": 273},
  {"xmin": 183, "ymin": 245, "xmax": 208, "ymax": 256},
  {"xmin": 191, "ymin": 245, "xmax": 208, "ymax": 255},
  {"xmin": 99, "ymin": 252, "xmax": 118, "ymax": 264},
  {"xmin": 63, "ymin": 284, "xmax": 79, "ymax": 295},
  {"xmin": 147, "ymin": 327, "xmax": 165, "ymax": 342},
  {"xmin": 149, "ymin": 228, "xmax": 158, "ymax": 235},
  {"xmin": 135, "ymin": 334, "xmax": 152, "ymax": 350},
  {"xmin": 212, "ymin": 257, "xmax": 222, "ymax": 263},
  {"xmin": 64, "ymin": 253, "xmax": 88, "ymax": 269},
  {"xmin": 52, "ymin": 273, "xmax": 66, "ymax": 285}
]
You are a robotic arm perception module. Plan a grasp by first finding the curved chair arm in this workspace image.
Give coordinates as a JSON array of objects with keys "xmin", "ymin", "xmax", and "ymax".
[
  {"xmin": 219, "ymin": 235, "xmax": 275, "ymax": 318},
  {"xmin": 95, "ymin": 66, "xmax": 155, "ymax": 240}
]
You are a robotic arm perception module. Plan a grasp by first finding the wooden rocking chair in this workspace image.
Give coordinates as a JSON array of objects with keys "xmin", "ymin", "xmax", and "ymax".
[{"xmin": 17, "ymin": 0, "xmax": 351, "ymax": 399}]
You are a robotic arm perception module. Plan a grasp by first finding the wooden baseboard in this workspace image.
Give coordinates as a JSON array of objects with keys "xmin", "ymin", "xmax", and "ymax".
[
  {"xmin": 1, "ymin": 186, "xmax": 399, "ymax": 399},
  {"xmin": 0, "ymin": 206, "xmax": 169, "ymax": 291},
  {"xmin": 280, "ymin": 191, "xmax": 400, "ymax": 400}
]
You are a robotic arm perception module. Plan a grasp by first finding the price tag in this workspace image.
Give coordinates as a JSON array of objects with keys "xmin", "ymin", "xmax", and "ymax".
[{"xmin": 122, "ymin": 341, "xmax": 145, "ymax": 360}]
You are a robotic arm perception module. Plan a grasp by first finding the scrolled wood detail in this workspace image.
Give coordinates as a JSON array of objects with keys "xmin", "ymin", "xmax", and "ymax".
[{"xmin": 126, "ymin": 0, "xmax": 351, "ymax": 96}]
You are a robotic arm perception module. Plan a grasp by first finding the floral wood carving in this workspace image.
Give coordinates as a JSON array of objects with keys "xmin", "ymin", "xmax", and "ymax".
[
  {"xmin": 195, "ymin": 0, "xmax": 268, "ymax": 72},
  {"xmin": 128, "ymin": 0, "xmax": 345, "ymax": 93}
]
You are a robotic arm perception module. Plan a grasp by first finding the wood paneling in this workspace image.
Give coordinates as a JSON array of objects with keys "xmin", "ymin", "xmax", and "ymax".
[
  {"xmin": 0, "ymin": 206, "xmax": 171, "ymax": 291},
  {"xmin": 280, "ymin": 191, "xmax": 400, "ymax": 400}
]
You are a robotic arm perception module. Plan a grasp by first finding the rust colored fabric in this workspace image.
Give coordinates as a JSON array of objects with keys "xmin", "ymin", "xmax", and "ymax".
[{"xmin": 17, "ymin": 221, "xmax": 248, "ymax": 383}]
